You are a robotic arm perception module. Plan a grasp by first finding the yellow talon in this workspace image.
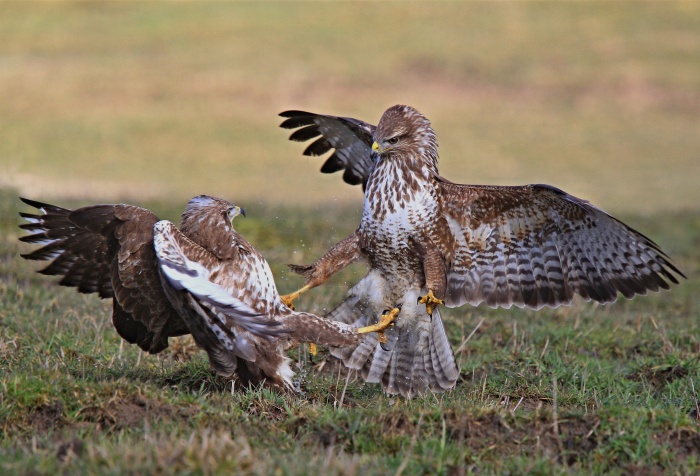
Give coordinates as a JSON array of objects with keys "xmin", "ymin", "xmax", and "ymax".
[
  {"xmin": 280, "ymin": 284, "xmax": 311, "ymax": 310},
  {"xmin": 309, "ymin": 342, "xmax": 318, "ymax": 357},
  {"xmin": 356, "ymin": 307, "xmax": 399, "ymax": 344},
  {"xmin": 418, "ymin": 290, "xmax": 444, "ymax": 316}
]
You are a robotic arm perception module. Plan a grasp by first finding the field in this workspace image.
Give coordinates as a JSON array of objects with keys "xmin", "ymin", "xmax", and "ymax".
[{"xmin": 1, "ymin": 3, "xmax": 699, "ymax": 474}]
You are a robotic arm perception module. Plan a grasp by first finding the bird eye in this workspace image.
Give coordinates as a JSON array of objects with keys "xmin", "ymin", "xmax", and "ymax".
[{"xmin": 387, "ymin": 137, "xmax": 399, "ymax": 145}]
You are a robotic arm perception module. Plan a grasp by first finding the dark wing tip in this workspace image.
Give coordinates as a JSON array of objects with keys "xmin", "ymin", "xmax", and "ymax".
[
  {"xmin": 280, "ymin": 119, "xmax": 318, "ymax": 131},
  {"xmin": 289, "ymin": 125, "xmax": 321, "ymax": 143},
  {"xmin": 320, "ymin": 155, "xmax": 345, "ymax": 174},
  {"xmin": 18, "ymin": 197, "xmax": 68, "ymax": 215},
  {"xmin": 342, "ymin": 167, "xmax": 364, "ymax": 186},
  {"xmin": 19, "ymin": 196, "xmax": 47, "ymax": 208},
  {"xmin": 18, "ymin": 197, "xmax": 51, "ymax": 214},
  {"xmin": 303, "ymin": 137, "xmax": 332, "ymax": 157},
  {"xmin": 279, "ymin": 110, "xmax": 313, "ymax": 118}
]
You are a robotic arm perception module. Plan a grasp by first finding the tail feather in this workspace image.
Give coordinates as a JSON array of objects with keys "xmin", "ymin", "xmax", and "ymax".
[
  {"xmin": 361, "ymin": 335, "xmax": 391, "ymax": 383},
  {"xmin": 346, "ymin": 334, "xmax": 380, "ymax": 370},
  {"xmin": 328, "ymin": 285, "xmax": 460, "ymax": 397},
  {"xmin": 428, "ymin": 309, "xmax": 461, "ymax": 390},
  {"xmin": 384, "ymin": 321, "xmax": 432, "ymax": 397}
]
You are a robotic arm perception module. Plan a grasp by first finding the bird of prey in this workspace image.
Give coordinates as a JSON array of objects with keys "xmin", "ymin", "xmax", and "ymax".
[
  {"xmin": 278, "ymin": 105, "xmax": 685, "ymax": 398},
  {"xmin": 19, "ymin": 195, "xmax": 392, "ymax": 391}
]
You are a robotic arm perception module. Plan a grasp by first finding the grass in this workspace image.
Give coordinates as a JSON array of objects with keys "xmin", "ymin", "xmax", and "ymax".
[
  {"xmin": 1, "ymin": 188, "xmax": 699, "ymax": 475},
  {"xmin": 1, "ymin": 2, "xmax": 699, "ymax": 474}
]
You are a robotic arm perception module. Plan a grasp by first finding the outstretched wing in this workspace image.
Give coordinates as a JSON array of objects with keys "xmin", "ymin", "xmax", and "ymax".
[
  {"xmin": 19, "ymin": 198, "xmax": 116, "ymax": 297},
  {"xmin": 435, "ymin": 182, "xmax": 685, "ymax": 310},
  {"xmin": 279, "ymin": 110, "xmax": 377, "ymax": 189},
  {"xmin": 18, "ymin": 197, "xmax": 187, "ymax": 353}
]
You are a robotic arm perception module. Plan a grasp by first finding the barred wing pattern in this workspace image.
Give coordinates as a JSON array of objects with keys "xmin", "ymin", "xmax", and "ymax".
[
  {"xmin": 436, "ymin": 182, "xmax": 685, "ymax": 310},
  {"xmin": 19, "ymin": 199, "xmax": 116, "ymax": 298},
  {"xmin": 19, "ymin": 198, "xmax": 187, "ymax": 352},
  {"xmin": 279, "ymin": 110, "xmax": 377, "ymax": 189}
]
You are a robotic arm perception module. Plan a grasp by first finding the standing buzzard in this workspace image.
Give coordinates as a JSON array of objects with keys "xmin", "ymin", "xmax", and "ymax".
[
  {"xmin": 278, "ymin": 105, "xmax": 685, "ymax": 397},
  {"xmin": 19, "ymin": 195, "xmax": 391, "ymax": 391}
]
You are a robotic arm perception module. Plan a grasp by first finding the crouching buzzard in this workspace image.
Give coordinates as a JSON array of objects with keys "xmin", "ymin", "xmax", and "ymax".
[
  {"xmin": 19, "ymin": 195, "xmax": 392, "ymax": 390},
  {"xmin": 279, "ymin": 105, "xmax": 685, "ymax": 398}
]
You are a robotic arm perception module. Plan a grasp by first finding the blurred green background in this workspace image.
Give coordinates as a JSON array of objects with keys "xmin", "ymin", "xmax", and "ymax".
[{"xmin": 1, "ymin": 2, "xmax": 698, "ymax": 214}]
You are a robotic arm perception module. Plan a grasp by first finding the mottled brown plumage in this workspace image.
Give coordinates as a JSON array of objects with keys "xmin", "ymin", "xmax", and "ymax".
[
  {"xmin": 19, "ymin": 195, "xmax": 361, "ymax": 391},
  {"xmin": 280, "ymin": 105, "xmax": 685, "ymax": 397},
  {"xmin": 19, "ymin": 198, "xmax": 189, "ymax": 353}
]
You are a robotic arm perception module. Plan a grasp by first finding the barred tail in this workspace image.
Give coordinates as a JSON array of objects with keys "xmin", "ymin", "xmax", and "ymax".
[{"xmin": 328, "ymin": 285, "xmax": 459, "ymax": 397}]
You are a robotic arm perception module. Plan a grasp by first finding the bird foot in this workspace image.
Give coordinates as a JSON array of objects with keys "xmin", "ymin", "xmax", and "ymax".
[
  {"xmin": 309, "ymin": 342, "xmax": 318, "ymax": 358},
  {"xmin": 418, "ymin": 290, "xmax": 444, "ymax": 316},
  {"xmin": 356, "ymin": 307, "xmax": 400, "ymax": 344},
  {"xmin": 280, "ymin": 284, "xmax": 311, "ymax": 310}
]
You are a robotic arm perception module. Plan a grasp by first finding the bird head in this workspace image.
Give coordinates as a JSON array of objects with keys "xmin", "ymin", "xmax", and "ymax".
[
  {"xmin": 227, "ymin": 205, "xmax": 245, "ymax": 228},
  {"xmin": 372, "ymin": 105, "xmax": 438, "ymax": 171},
  {"xmin": 180, "ymin": 196, "xmax": 247, "ymax": 259}
]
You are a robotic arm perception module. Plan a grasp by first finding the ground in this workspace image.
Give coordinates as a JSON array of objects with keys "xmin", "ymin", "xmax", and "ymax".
[
  {"xmin": 1, "ymin": 3, "xmax": 699, "ymax": 474},
  {"xmin": 1, "ymin": 192, "xmax": 698, "ymax": 474}
]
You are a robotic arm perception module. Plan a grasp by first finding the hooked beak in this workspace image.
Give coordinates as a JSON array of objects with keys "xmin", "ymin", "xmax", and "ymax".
[
  {"xmin": 372, "ymin": 141, "xmax": 381, "ymax": 153},
  {"xmin": 228, "ymin": 206, "xmax": 245, "ymax": 226}
]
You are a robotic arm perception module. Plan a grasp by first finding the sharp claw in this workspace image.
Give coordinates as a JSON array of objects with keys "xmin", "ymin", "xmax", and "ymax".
[
  {"xmin": 355, "ymin": 307, "xmax": 400, "ymax": 338},
  {"xmin": 380, "ymin": 342, "xmax": 390, "ymax": 352},
  {"xmin": 418, "ymin": 290, "xmax": 444, "ymax": 317},
  {"xmin": 280, "ymin": 294, "xmax": 295, "ymax": 309}
]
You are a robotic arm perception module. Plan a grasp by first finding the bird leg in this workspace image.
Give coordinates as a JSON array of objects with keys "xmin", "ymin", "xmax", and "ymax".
[
  {"xmin": 285, "ymin": 231, "xmax": 362, "ymax": 311},
  {"xmin": 280, "ymin": 284, "xmax": 311, "ymax": 310},
  {"xmin": 356, "ymin": 307, "xmax": 399, "ymax": 344},
  {"xmin": 418, "ymin": 289, "xmax": 444, "ymax": 316}
]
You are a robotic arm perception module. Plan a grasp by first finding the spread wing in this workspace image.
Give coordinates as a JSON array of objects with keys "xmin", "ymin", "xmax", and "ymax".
[
  {"xmin": 154, "ymin": 220, "xmax": 286, "ymax": 374},
  {"xmin": 18, "ymin": 198, "xmax": 188, "ymax": 353},
  {"xmin": 279, "ymin": 110, "xmax": 377, "ymax": 189},
  {"xmin": 19, "ymin": 198, "xmax": 116, "ymax": 297},
  {"xmin": 435, "ymin": 182, "xmax": 685, "ymax": 310}
]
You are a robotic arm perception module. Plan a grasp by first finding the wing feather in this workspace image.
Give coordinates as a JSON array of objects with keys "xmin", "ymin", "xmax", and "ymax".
[
  {"xmin": 153, "ymin": 220, "xmax": 285, "ymax": 339},
  {"xmin": 279, "ymin": 110, "xmax": 377, "ymax": 189},
  {"xmin": 19, "ymin": 199, "xmax": 116, "ymax": 298},
  {"xmin": 18, "ymin": 198, "xmax": 188, "ymax": 353},
  {"xmin": 436, "ymin": 182, "xmax": 684, "ymax": 310},
  {"xmin": 108, "ymin": 205, "xmax": 189, "ymax": 352}
]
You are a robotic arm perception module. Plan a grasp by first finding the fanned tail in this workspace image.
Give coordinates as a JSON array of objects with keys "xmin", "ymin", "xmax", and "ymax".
[{"xmin": 328, "ymin": 280, "xmax": 459, "ymax": 397}]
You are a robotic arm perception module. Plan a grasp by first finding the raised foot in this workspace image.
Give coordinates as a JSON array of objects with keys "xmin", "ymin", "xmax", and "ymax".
[
  {"xmin": 418, "ymin": 289, "xmax": 444, "ymax": 316},
  {"xmin": 356, "ymin": 307, "xmax": 400, "ymax": 344},
  {"xmin": 280, "ymin": 284, "xmax": 311, "ymax": 310}
]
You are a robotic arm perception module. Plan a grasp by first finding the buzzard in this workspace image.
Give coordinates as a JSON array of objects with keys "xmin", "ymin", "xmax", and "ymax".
[
  {"xmin": 279, "ymin": 105, "xmax": 685, "ymax": 397},
  {"xmin": 19, "ymin": 195, "xmax": 392, "ymax": 391}
]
